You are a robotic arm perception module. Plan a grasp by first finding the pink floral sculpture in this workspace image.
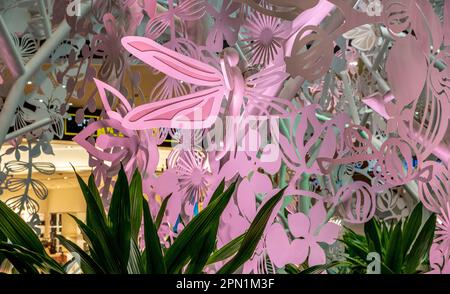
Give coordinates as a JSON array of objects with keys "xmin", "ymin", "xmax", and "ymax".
[
  {"xmin": 428, "ymin": 243, "xmax": 450, "ymax": 274},
  {"xmin": 59, "ymin": 0, "xmax": 450, "ymax": 274},
  {"xmin": 266, "ymin": 201, "xmax": 340, "ymax": 268},
  {"xmin": 240, "ymin": 9, "xmax": 290, "ymax": 65}
]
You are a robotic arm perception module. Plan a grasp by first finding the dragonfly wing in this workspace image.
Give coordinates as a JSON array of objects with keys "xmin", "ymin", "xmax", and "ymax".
[
  {"xmin": 123, "ymin": 87, "xmax": 224, "ymax": 130},
  {"xmin": 94, "ymin": 78, "xmax": 132, "ymax": 122},
  {"xmin": 121, "ymin": 36, "xmax": 223, "ymax": 87}
]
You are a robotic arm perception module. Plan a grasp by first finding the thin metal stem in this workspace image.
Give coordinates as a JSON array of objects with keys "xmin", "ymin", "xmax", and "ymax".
[
  {"xmin": 38, "ymin": 0, "xmax": 52, "ymax": 39},
  {"xmin": 5, "ymin": 117, "xmax": 52, "ymax": 142}
]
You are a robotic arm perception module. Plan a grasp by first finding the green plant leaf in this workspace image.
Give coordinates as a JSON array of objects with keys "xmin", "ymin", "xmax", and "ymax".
[
  {"xmin": 68, "ymin": 214, "xmax": 119, "ymax": 273},
  {"xmin": 143, "ymin": 197, "xmax": 166, "ymax": 274},
  {"xmin": 87, "ymin": 174, "xmax": 105, "ymax": 227},
  {"xmin": 108, "ymin": 166, "xmax": 132, "ymax": 272},
  {"xmin": 0, "ymin": 230, "xmax": 5, "ymax": 269},
  {"xmin": 401, "ymin": 202, "xmax": 423, "ymax": 257},
  {"xmin": 164, "ymin": 180, "xmax": 237, "ymax": 273},
  {"xmin": 74, "ymin": 170, "xmax": 111, "ymax": 241},
  {"xmin": 384, "ymin": 220, "xmax": 403, "ymax": 273},
  {"xmin": 364, "ymin": 218, "xmax": 382, "ymax": 255},
  {"xmin": 155, "ymin": 193, "xmax": 172, "ymax": 230},
  {"xmin": 185, "ymin": 181, "xmax": 227, "ymax": 273},
  {"xmin": 340, "ymin": 238, "xmax": 369, "ymax": 261},
  {"xmin": 185, "ymin": 226, "xmax": 218, "ymax": 274},
  {"xmin": 379, "ymin": 221, "xmax": 390, "ymax": 255},
  {"xmin": 285, "ymin": 264, "xmax": 300, "ymax": 274},
  {"xmin": 217, "ymin": 187, "xmax": 286, "ymax": 274},
  {"xmin": 0, "ymin": 201, "xmax": 46, "ymax": 255},
  {"xmin": 209, "ymin": 179, "xmax": 225, "ymax": 203},
  {"xmin": 129, "ymin": 169, "xmax": 144, "ymax": 241},
  {"xmin": 299, "ymin": 261, "xmax": 345, "ymax": 274},
  {"xmin": 0, "ymin": 228, "xmax": 6, "ymax": 241},
  {"xmin": 127, "ymin": 239, "xmax": 144, "ymax": 274},
  {"xmin": 404, "ymin": 213, "xmax": 436, "ymax": 273},
  {"xmin": 0, "ymin": 247, "xmax": 40, "ymax": 274},
  {"xmin": 207, "ymin": 233, "xmax": 245, "ymax": 265},
  {"xmin": 56, "ymin": 235, "xmax": 104, "ymax": 274},
  {"xmin": 0, "ymin": 242, "xmax": 64, "ymax": 274}
]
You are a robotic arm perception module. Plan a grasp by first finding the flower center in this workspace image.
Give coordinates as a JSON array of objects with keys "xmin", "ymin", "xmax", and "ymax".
[
  {"xmin": 259, "ymin": 28, "xmax": 274, "ymax": 46},
  {"xmin": 190, "ymin": 168, "xmax": 204, "ymax": 186}
]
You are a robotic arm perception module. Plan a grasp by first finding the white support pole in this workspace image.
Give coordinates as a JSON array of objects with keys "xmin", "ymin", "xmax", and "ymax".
[
  {"xmin": 340, "ymin": 71, "xmax": 361, "ymax": 125},
  {"xmin": 0, "ymin": 16, "xmax": 26, "ymax": 76},
  {"xmin": 0, "ymin": 1, "xmax": 94, "ymax": 147},
  {"xmin": 38, "ymin": 0, "xmax": 52, "ymax": 39}
]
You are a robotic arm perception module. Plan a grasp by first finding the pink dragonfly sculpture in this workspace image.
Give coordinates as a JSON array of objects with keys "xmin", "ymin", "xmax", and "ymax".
[{"xmin": 118, "ymin": 36, "xmax": 294, "ymax": 132}]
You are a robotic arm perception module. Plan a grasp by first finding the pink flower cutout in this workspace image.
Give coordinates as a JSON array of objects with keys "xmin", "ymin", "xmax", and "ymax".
[
  {"xmin": 266, "ymin": 201, "xmax": 340, "ymax": 268},
  {"xmin": 92, "ymin": 13, "xmax": 125, "ymax": 79},
  {"xmin": 206, "ymin": 0, "xmax": 242, "ymax": 51},
  {"xmin": 427, "ymin": 243, "xmax": 450, "ymax": 274},
  {"xmin": 217, "ymin": 175, "xmax": 279, "ymax": 273},
  {"xmin": 240, "ymin": 9, "xmax": 290, "ymax": 65},
  {"xmin": 385, "ymin": 103, "xmax": 413, "ymax": 139},
  {"xmin": 435, "ymin": 202, "xmax": 450, "ymax": 251}
]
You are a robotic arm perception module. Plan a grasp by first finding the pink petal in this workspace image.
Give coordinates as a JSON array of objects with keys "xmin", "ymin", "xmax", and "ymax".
[
  {"xmin": 308, "ymin": 242, "xmax": 326, "ymax": 266},
  {"xmin": 316, "ymin": 222, "xmax": 340, "ymax": 244},
  {"xmin": 288, "ymin": 212, "xmax": 310, "ymax": 238},
  {"xmin": 386, "ymin": 36, "xmax": 427, "ymax": 108},
  {"xmin": 309, "ymin": 201, "xmax": 327, "ymax": 231},
  {"xmin": 165, "ymin": 192, "xmax": 181, "ymax": 225},
  {"xmin": 288, "ymin": 239, "xmax": 309, "ymax": 265},
  {"xmin": 266, "ymin": 223, "xmax": 292, "ymax": 268},
  {"xmin": 153, "ymin": 169, "xmax": 179, "ymax": 197},
  {"xmin": 249, "ymin": 172, "xmax": 273, "ymax": 195},
  {"xmin": 237, "ymin": 178, "xmax": 257, "ymax": 220}
]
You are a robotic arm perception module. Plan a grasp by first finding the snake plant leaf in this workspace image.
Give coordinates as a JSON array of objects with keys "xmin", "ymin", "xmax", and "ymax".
[
  {"xmin": 299, "ymin": 261, "xmax": 346, "ymax": 274},
  {"xmin": 0, "ymin": 230, "xmax": 5, "ymax": 268},
  {"xmin": 164, "ymin": 180, "xmax": 237, "ymax": 273},
  {"xmin": 0, "ymin": 201, "xmax": 45, "ymax": 255},
  {"xmin": 384, "ymin": 220, "xmax": 403, "ymax": 273},
  {"xmin": 404, "ymin": 213, "xmax": 436, "ymax": 273},
  {"xmin": 340, "ymin": 238, "xmax": 369, "ymax": 261},
  {"xmin": 68, "ymin": 214, "xmax": 120, "ymax": 273},
  {"xmin": 87, "ymin": 174, "xmax": 105, "ymax": 226},
  {"xmin": 0, "ymin": 243, "xmax": 64, "ymax": 274},
  {"xmin": 209, "ymin": 179, "xmax": 225, "ymax": 203},
  {"xmin": 185, "ymin": 225, "xmax": 218, "ymax": 274},
  {"xmin": 129, "ymin": 169, "xmax": 144, "ymax": 241},
  {"xmin": 74, "ymin": 171, "xmax": 111, "ymax": 244},
  {"xmin": 364, "ymin": 217, "xmax": 382, "ymax": 255},
  {"xmin": 155, "ymin": 193, "xmax": 172, "ymax": 230},
  {"xmin": 56, "ymin": 234, "xmax": 104, "ymax": 274},
  {"xmin": 285, "ymin": 264, "xmax": 301, "ymax": 274},
  {"xmin": 207, "ymin": 233, "xmax": 245, "ymax": 265},
  {"xmin": 0, "ymin": 247, "xmax": 41, "ymax": 274},
  {"xmin": 401, "ymin": 202, "xmax": 423, "ymax": 257},
  {"xmin": 217, "ymin": 187, "xmax": 286, "ymax": 274},
  {"xmin": 127, "ymin": 239, "xmax": 144, "ymax": 274},
  {"xmin": 142, "ymin": 197, "xmax": 166, "ymax": 274},
  {"xmin": 108, "ymin": 166, "xmax": 132, "ymax": 272},
  {"xmin": 185, "ymin": 180, "xmax": 226, "ymax": 273}
]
